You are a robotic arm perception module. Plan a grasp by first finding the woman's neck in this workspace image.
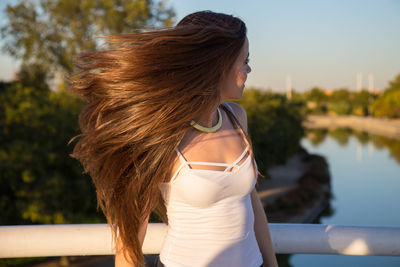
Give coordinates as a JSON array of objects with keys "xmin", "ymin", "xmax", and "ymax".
[{"xmin": 193, "ymin": 105, "xmax": 222, "ymax": 128}]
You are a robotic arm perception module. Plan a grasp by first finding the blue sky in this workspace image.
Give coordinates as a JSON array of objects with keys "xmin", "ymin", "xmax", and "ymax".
[{"xmin": 1, "ymin": 0, "xmax": 399, "ymax": 92}]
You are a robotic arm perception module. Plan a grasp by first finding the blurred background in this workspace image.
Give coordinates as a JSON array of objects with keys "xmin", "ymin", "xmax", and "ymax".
[{"xmin": 0, "ymin": 0, "xmax": 399, "ymax": 266}]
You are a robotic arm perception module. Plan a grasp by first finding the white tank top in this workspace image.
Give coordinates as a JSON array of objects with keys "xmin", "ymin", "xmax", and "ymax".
[{"xmin": 158, "ymin": 102, "xmax": 263, "ymax": 267}]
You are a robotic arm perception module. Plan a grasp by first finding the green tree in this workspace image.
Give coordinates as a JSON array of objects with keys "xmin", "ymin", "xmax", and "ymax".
[
  {"xmin": 288, "ymin": 89, "xmax": 308, "ymax": 116},
  {"xmin": 307, "ymin": 87, "xmax": 328, "ymax": 103},
  {"xmin": 14, "ymin": 62, "xmax": 50, "ymax": 92},
  {"xmin": 327, "ymin": 88, "xmax": 351, "ymax": 115},
  {"xmin": 330, "ymin": 88, "xmax": 350, "ymax": 102},
  {"xmin": 0, "ymin": 79, "xmax": 106, "ymax": 225},
  {"xmin": 328, "ymin": 100, "xmax": 351, "ymax": 115},
  {"xmin": 1, "ymin": 0, "xmax": 176, "ymax": 83},
  {"xmin": 235, "ymin": 88, "xmax": 305, "ymax": 176},
  {"xmin": 371, "ymin": 73, "xmax": 400, "ymax": 118},
  {"xmin": 0, "ymin": 0, "xmax": 177, "ymax": 230},
  {"xmin": 303, "ymin": 87, "xmax": 328, "ymax": 114},
  {"xmin": 352, "ymin": 89, "xmax": 373, "ymax": 116}
]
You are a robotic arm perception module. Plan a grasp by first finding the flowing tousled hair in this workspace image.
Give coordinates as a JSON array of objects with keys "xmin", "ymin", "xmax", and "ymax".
[{"xmin": 67, "ymin": 10, "xmax": 263, "ymax": 266}]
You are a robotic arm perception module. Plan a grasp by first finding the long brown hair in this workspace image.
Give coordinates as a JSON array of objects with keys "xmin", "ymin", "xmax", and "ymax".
[{"xmin": 67, "ymin": 10, "xmax": 263, "ymax": 266}]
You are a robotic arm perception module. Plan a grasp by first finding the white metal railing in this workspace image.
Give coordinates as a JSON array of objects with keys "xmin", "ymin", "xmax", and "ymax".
[{"xmin": 1, "ymin": 223, "xmax": 400, "ymax": 258}]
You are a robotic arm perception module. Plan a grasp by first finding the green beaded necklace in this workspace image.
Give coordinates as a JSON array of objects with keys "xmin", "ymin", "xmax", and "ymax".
[{"xmin": 190, "ymin": 107, "xmax": 222, "ymax": 133}]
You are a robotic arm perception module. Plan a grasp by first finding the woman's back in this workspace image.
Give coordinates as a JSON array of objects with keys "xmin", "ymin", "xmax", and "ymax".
[{"xmin": 158, "ymin": 102, "xmax": 263, "ymax": 267}]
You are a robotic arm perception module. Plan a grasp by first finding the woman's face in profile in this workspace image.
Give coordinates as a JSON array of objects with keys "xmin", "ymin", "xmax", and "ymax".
[{"xmin": 220, "ymin": 36, "xmax": 251, "ymax": 100}]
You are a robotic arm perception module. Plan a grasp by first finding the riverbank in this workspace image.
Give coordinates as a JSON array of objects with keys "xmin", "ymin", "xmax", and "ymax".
[
  {"xmin": 256, "ymin": 147, "xmax": 331, "ymax": 224},
  {"xmin": 303, "ymin": 115, "xmax": 400, "ymax": 140}
]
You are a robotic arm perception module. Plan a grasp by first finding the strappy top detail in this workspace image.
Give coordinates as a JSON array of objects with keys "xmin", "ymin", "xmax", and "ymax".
[
  {"xmin": 158, "ymin": 102, "xmax": 263, "ymax": 267},
  {"xmin": 169, "ymin": 125, "xmax": 250, "ymax": 182},
  {"xmin": 176, "ymin": 143, "xmax": 250, "ymax": 170},
  {"xmin": 164, "ymin": 101, "xmax": 251, "ymax": 183}
]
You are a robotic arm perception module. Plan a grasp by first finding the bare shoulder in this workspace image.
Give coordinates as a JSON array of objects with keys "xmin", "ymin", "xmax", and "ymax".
[{"xmin": 224, "ymin": 102, "xmax": 248, "ymax": 133}]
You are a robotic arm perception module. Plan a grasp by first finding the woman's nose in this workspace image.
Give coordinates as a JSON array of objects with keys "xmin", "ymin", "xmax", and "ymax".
[{"xmin": 247, "ymin": 65, "xmax": 252, "ymax": 73}]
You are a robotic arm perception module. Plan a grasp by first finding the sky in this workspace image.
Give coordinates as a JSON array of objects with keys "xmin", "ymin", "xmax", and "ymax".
[{"xmin": 1, "ymin": 0, "xmax": 399, "ymax": 93}]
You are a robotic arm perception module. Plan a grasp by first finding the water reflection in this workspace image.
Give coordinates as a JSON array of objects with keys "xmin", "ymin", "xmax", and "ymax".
[
  {"xmin": 280, "ymin": 128, "xmax": 400, "ymax": 267},
  {"xmin": 305, "ymin": 128, "xmax": 400, "ymax": 164}
]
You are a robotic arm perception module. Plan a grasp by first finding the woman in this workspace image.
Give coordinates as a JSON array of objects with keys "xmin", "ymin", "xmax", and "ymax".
[{"xmin": 68, "ymin": 10, "xmax": 278, "ymax": 267}]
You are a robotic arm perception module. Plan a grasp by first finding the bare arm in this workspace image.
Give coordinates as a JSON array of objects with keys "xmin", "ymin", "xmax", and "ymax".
[
  {"xmin": 251, "ymin": 188, "xmax": 279, "ymax": 267},
  {"xmin": 115, "ymin": 214, "xmax": 150, "ymax": 267}
]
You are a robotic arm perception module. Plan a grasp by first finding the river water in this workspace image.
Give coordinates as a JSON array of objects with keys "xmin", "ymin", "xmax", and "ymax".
[{"xmin": 288, "ymin": 128, "xmax": 400, "ymax": 267}]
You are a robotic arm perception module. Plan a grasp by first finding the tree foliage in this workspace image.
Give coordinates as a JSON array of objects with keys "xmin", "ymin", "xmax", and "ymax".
[
  {"xmin": 371, "ymin": 74, "xmax": 400, "ymax": 118},
  {"xmin": 306, "ymin": 87, "xmax": 328, "ymax": 103},
  {"xmin": 235, "ymin": 88, "xmax": 305, "ymax": 176},
  {"xmin": 351, "ymin": 89, "xmax": 373, "ymax": 116},
  {"xmin": 1, "ymin": 0, "xmax": 176, "ymax": 78},
  {"xmin": 299, "ymin": 86, "xmax": 380, "ymax": 117},
  {"xmin": 0, "ymin": 0, "xmax": 177, "ymax": 227},
  {"xmin": 297, "ymin": 73, "xmax": 400, "ymax": 118},
  {"xmin": 0, "ymin": 64, "xmax": 105, "ymax": 226}
]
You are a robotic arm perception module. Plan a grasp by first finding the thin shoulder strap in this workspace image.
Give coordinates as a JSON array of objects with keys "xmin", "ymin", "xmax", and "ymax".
[
  {"xmin": 175, "ymin": 147, "xmax": 239, "ymax": 167},
  {"xmin": 175, "ymin": 147, "xmax": 188, "ymax": 163},
  {"xmin": 170, "ymin": 146, "xmax": 242, "ymax": 181},
  {"xmin": 167, "ymin": 148, "xmax": 187, "ymax": 183},
  {"xmin": 223, "ymin": 102, "xmax": 236, "ymax": 117},
  {"xmin": 223, "ymin": 102, "xmax": 249, "ymax": 147},
  {"xmin": 170, "ymin": 103, "xmax": 250, "ymax": 177}
]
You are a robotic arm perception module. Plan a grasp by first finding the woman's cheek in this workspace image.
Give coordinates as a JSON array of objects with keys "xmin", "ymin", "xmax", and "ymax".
[{"xmin": 237, "ymin": 69, "xmax": 247, "ymax": 85}]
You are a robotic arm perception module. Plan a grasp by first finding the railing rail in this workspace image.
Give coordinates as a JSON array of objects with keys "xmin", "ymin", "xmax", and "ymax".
[{"xmin": 1, "ymin": 223, "xmax": 400, "ymax": 258}]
